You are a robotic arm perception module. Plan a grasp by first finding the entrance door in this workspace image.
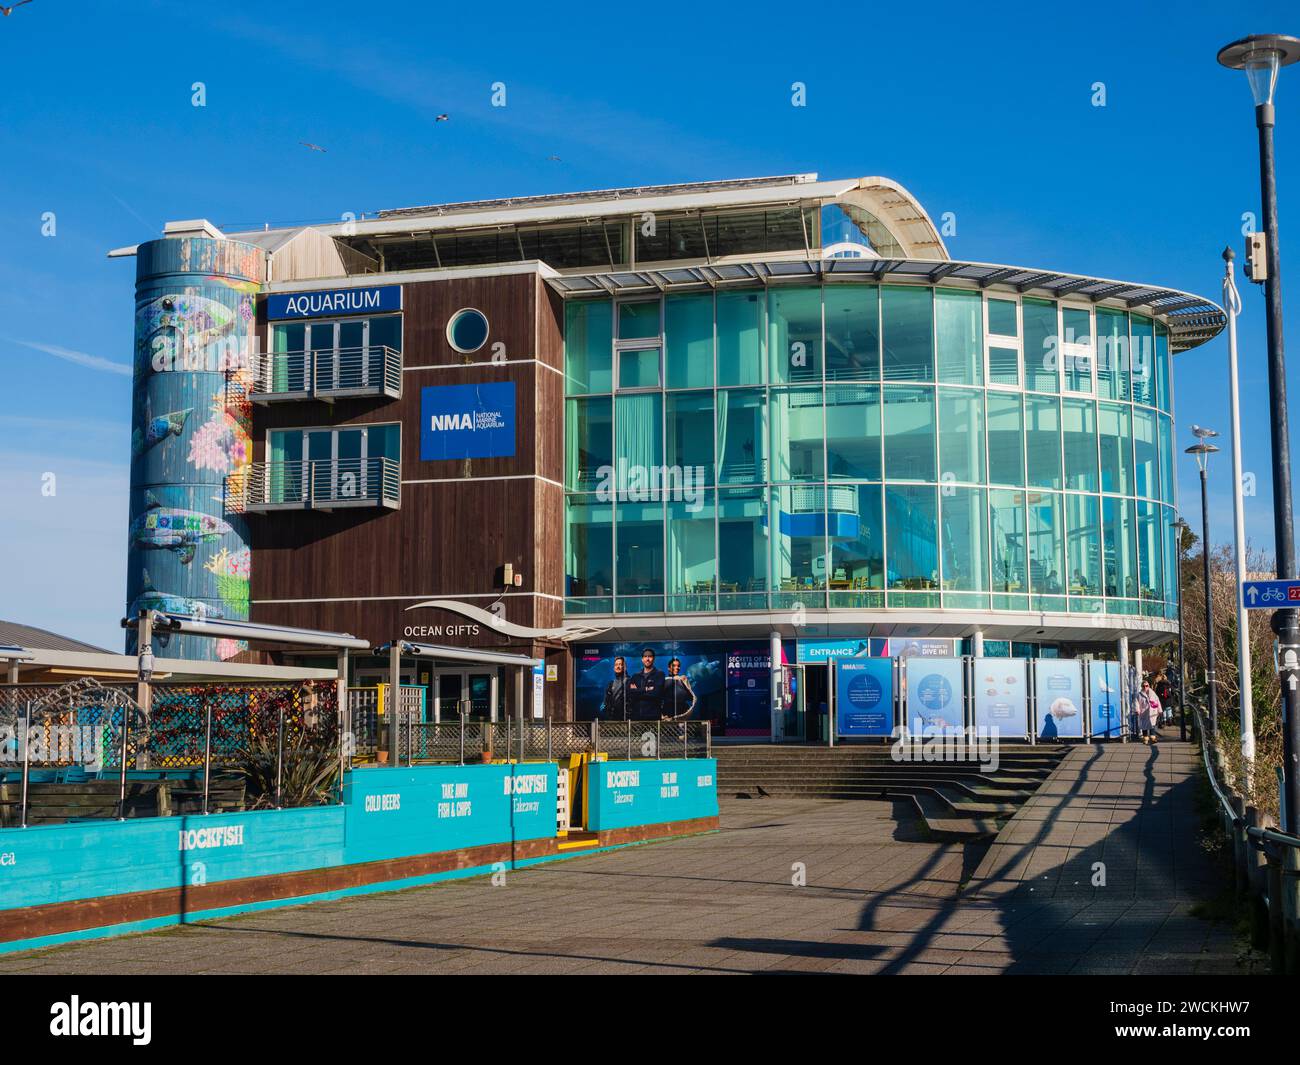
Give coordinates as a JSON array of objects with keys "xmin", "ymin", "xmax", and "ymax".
[
  {"xmin": 784, "ymin": 665, "xmax": 807, "ymax": 741},
  {"xmin": 432, "ymin": 669, "xmax": 500, "ymax": 722}
]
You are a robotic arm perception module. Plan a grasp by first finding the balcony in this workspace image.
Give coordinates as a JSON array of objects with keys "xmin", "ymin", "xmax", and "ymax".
[
  {"xmin": 231, "ymin": 458, "xmax": 401, "ymax": 513},
  {"xmin": 248, "ymin": 346, "xmax": 402, "ymax": 402}
]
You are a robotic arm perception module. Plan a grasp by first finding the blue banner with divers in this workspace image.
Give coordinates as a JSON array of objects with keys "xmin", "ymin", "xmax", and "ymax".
[
  {"xmin": 835, "ymin": 658, "xmax": 894, "ymax": 736},
  {"xmin": 266, "ymin": 284, "xmax": 402, "ymax": 320}
]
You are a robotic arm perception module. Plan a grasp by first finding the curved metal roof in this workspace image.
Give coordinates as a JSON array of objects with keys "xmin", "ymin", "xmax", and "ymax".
[{"xmin": 546, "ymin": 255, "xmax": 1225, "ymax": 353}]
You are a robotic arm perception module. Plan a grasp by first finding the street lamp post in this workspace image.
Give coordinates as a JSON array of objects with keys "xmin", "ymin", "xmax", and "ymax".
[
  {"xmin": 1187, "ymin": 431, "xmax": 1221, "ymax": 740},
  {"xmin": 1219, "ymin": 34, "xmax": 1300, "ymax": 833},
  {"xmin": 1173, "ymin": 516, "xmax": 1192, "ymax": 742}
]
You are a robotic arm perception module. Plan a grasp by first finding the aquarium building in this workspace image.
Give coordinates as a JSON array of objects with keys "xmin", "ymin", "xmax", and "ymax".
[{"xmin": 111, "ymin": 173, "xmax": 1224, "ymax": 739}]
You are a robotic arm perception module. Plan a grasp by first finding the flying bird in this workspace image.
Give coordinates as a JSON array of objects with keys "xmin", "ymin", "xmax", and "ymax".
[
  {"xmin": 435, "ymin": 114, "xmax": 449, "ymax": 122},
  {"xmin": 0, "ymin": 1, "xmax": 34, "ymax": 15},
  {"xmin": 299, "ymin": 141, "xmax": 327, "ymax": 153},
  {"xmin": 547, "ymin": 154, "xmax": 562, "ymax": 162}
]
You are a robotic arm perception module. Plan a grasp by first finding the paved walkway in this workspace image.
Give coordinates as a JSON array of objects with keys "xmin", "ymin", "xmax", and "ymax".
[{"xmin": 0, "ymin": 733, "xmax": 1258, "ymax": 974}]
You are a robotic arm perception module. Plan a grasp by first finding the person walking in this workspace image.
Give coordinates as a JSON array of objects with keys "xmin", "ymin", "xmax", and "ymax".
[{"xmin": 1137, "ymin": 680, "xmax": 1160, "ymax": 744}]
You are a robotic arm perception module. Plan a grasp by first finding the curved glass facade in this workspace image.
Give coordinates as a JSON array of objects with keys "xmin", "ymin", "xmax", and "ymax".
[{"xmin": 563, "ymin": 283, "xmax": 1178, "ymax": 624}]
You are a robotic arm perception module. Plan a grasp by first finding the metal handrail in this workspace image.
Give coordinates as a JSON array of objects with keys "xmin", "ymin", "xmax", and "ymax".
[
  {"xmin": 250, "ymin": 345, "xmax": 401, "ymax": 397},
  {"xmin": 237, "ymin": 457, "xmax": 401, "ymax": 509}
]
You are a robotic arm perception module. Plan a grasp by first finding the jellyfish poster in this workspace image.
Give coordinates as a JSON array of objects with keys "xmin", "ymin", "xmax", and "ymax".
[
  {"xmin": 1035, "ymin": 659, "xmax": 1086, "ymax": 739},
  {"xmin": 972, "ymin": 657, "xmax": 1029, "ymax": 738},
  {"xmin": 904, "ymin": 657, "xmax": 965, "ymax": 735}
]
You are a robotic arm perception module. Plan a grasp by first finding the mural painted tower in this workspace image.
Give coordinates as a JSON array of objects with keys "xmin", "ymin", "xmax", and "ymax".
[{"xmin": 125, "ymin": 234, "xmax": 265, "ymax": 660}]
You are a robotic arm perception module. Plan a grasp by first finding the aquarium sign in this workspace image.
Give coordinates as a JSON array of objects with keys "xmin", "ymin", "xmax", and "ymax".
[{"xmin": 266, "ymin": 285, "xmax": 401, "ymax": 320}]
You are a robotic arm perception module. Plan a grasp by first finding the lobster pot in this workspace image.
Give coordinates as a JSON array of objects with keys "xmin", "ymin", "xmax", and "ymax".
[{"xmin": 125, "ymin": 237, "xmax": 265, "ymax": 661}]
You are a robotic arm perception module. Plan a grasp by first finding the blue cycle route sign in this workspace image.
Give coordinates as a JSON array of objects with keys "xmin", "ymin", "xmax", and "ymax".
[{"xmin": 1241, "ymin": 579, "xmax": 1300, "ymax": 609}]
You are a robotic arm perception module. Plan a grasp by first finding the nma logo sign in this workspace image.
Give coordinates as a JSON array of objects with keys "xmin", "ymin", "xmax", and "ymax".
[{"xmin": 420, "ymin": 383, "xmax": 516, "ymax": 460}]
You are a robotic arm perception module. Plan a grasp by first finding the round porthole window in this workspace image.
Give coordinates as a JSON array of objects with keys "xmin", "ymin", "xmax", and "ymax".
[{"xmin": 447, "ymin": 308, "xmax": 490, "ymax": 353}]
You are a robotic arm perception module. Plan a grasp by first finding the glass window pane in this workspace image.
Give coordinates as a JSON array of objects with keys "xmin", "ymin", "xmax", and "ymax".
[
  {"xmin": 664, "ymin": 293, "xmax": 714, "ymax": 389},
  {"xmin": 826, "ymin": 384, "xmax": 881, "ymax": 480},
  {"xmin": 716, "ymin": 290, "xmax": 765, "ymax": 385},
  {"xmin": 565, "ymin": 300, "xmax": 612, "ymax": 395},
  {"xmin": 988, "ymin": 298, "xmax": 1018, "ymax": 337},
  {"xmin": 770, "ymin": 387, "xmax": 824, "ymax": 482},
  {"xmin": 1065, "ymin": 494, "xmax": 1102, "ymax": 597},
  {"xmin": 936, "ymin": 288, "xmax": 982, "ymax": 385},
  {"xmin": 990, "ymin": 489, "xmax": 1028, "ymax": 593},
  {"xmin": 1137, "ymin": 500, "xmax": 1163, "ymax": 603},
  {"xmin": 566, "ymin": 495, "xmax": 613, "ymax": 608},
  {"xmin": 1158, "ymin": 413, "xmax": 1175, "ymax": 505},
  {"xmin": 885, "ymin": 484, "xmax": 938, "ymax": 591},
  {"xmin": 988, "ymin": 346, "xmax": 1020, "ymax": 387},
  {"xmin": 768, "ymin": 286, "xmax": 822, "ymax": 384},
  {"xmin": 1099, "ymin": 402, "xmax": 1132, "ymax": 495},
  {"xmin": 1155, "ymin": 324, "xmax": 1171, "ymax": 411},
  {"xmin": 1027, "ymin": 490, "xmax": 1065, "ymax": 597},
  {"xmin": 938, "ymin": 388, "xmax": 984, "ymax": 484},
  {"xmin": 717, "ymin": 388, "xmax": 767, "ymax": 484},
  {"xmin": 772, "ymin": 485, "xmax": 827, "ymax": 596},
  {"xmin": 1163, "ymin": 506, "xmax": 1180, "ymax": 606},
  {"xmin": 618, "ymin": 300, "xmax": 660, "ymax": 341},
  {"xmin": 665, "ymin": 391, "xmax": 714, "ymax": 484},
  {"xmin": 667, "ymin": 493, "xmax": 715, "ymax": 610},
  {"xmin": 883, "ymin": 385, "xmax": 936, "ymax": 481},
  {"xmin": 1129, "ymin": 315, "xmax": 1155, "ymax": 405},
  {"xmin": 615, "ymin": 499, "xmax": 664, "ymax": 606},
  {"xmin": 987, "ymin": 392, "xmax": 1024, "ymax": 486},
  {"xmin": 1133, "ymin": 407, "xmax": 1158, "ymax": 498},
  {"xmin": 565, "ymin": 397, "xmax": 612, "ymax": 490},
  {"xmin": 1023, "ymin": 298, "xmax": 1059, "ymax": 392},
  {"xmin": 1062, "ymin": 307, "xmax": 1093, "ymax": 393},
  {"xmin": 614, "ymin": 392, "xmax": 662, "ymax": 472},
  {"xmin": 1095, "ymin": 308, "xmax": 1127, "ymax": 401},
  {"xmin": 829, "ymin": 483, "xmax": 884, "ymax": 605},
  {"xmin": 1062, "ymin": 398, "xmax": 1098, "ymax": 492},
  {"xmin": 941, "ymin": 486, "xmax": 988, "ymax": 592},
  {"xmin": 617, "ymin": 347, "xmax": 661, "ymax": 389},
  {"xmin": 881, "ymin": 286, "xmax": 934, "ymax": 382},
  {"xmin": 369, "ymin": 315, "xmax": 401, "ymax": 353},
  {"xmin": 825, "ymin": 285, "xmax": 880, "ymax": 381},
  {"xmin": 718, "ymin": 488, "xmax": 769, "ymax": 608},
  {"xmin": 1025, "ymin": 395, "xmax": 1062, "ymax": 489},
  {"xmin": 1102, "ymin": 496, "xmax": 1136, "ymax": 600}
]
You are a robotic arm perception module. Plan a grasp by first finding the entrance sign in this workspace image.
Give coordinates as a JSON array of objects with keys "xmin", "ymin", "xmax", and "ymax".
[
  {"xmin": 1088, "ymin": 660, "xmax": 1123, "ymax": 739},
  {"xmin": 835, "ymin": 658, "xmax": 894, "ymax": 737},
  {"xmin": 1242, "ymin": 578, "xmax": 1300, "ymax": 609},
  {"xmin": 798, "ymin": 638, "xmax": 872, "ymax": 663},
  {"xmin": 905, "ymin": 656, "xmax": 964, "ymax": 734},
  {"xmin": 1035, "ymin": 659, "xmax": 1085, "ymax": 739},
  {"xmin": 972, "ymin": 657, "xmax": 1028, "ymax": 737}
]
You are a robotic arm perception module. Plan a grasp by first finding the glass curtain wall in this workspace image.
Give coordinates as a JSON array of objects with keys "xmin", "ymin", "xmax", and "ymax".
[{"xmin": 562, "ymin": 284, "xmax": 1177, "ymax": 619}]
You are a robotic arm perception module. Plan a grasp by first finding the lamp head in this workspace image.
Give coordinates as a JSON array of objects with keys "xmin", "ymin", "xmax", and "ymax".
[{"xmin": 1218, "ymin": 34, "xmax": 1300, "ymax": 106}]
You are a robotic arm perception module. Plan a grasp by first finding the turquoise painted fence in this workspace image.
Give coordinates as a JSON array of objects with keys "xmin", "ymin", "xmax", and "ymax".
[
  {"xmin": 0, "ymin": 760, "xmax": 716, "ymax": 952},
  {"xmin": 587, "ymin": 758, "xmax": 718, "ymax": 831}
]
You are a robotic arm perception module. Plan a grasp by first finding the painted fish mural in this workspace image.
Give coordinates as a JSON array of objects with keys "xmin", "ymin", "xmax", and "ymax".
[
  {"xmin": 131, "ymin": 406, "xmax": 192, "ymax": 456},
  {"xmin": 128, "ymin": 569, "xmax": 225, "ymax": 620},
  {"xmin": 136, "ymin": 293, "xmax": 238, "ymax": 373},
  {"xmin": 129, "ymin": 493, "xmax": 231, "ymax": 565}
]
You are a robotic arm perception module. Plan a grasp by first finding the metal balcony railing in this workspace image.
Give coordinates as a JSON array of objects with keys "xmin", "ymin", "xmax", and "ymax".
[
  {"xmin": 249, "ymin": 346, "xmax": 402, "ymax": 401},
  {"xmin": 231, "ymin": 457, "xmax": 401, "ymax": 512}
]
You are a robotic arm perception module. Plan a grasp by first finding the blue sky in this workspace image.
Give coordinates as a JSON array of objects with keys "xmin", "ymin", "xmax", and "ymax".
[{"xmin": 0, "ymin": 0, "xmax": 1296, "ymax": 648}]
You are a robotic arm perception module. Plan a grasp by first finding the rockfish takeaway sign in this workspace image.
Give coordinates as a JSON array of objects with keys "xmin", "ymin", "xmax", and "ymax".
[{"xmin": 266, "ymin": 285, "xmax": 402, "ymax": 320}]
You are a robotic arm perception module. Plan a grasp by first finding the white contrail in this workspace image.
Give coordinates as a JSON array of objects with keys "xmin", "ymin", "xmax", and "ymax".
[{"xmin": 8, "ymin": 338, "xmax": 131, "ymax": 376}]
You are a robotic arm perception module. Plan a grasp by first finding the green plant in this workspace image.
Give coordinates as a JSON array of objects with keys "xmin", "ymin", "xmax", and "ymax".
[{"xmin": 230, "ymin": 728, "xmax": 340, "ymax": 809}]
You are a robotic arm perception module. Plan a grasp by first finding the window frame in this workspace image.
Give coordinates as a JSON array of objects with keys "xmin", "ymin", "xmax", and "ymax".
[{"xmin": 983, "ymin": 292, "xmax": 1023, "ymax": 390}]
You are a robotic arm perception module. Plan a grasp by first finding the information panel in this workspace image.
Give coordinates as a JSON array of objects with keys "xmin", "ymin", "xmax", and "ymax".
[
  {"xmin": 972, "ymin": 657, "xmax": 1029, "ymax": 738},
  {"xmin": 1088, "ymin": 660, "xmax": 1124, "ymax": 739},
  {"xmin": 835, "ymin": 657, "xmax": 894, "ymax": 737},
  {"xmin": 1035, "ymin": 659, "xmax": 1086, "ymax": 739},
  {"xmin": 905, "ymin": 656, "xmax": 965, "ymax": 734}
]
